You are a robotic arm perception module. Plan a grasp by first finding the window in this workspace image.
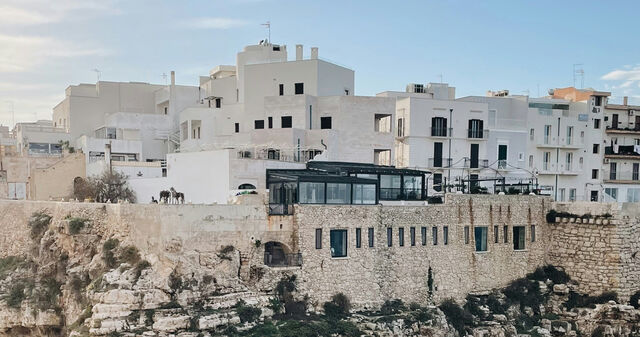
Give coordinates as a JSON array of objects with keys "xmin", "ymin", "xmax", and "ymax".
[
  {"xmin": 356, "ymin": 228, "xmax": 362, "ymax": 248},
  {"xmin": 295, "ymin": 82, "xmax": 304, "ymax": 95},
  {"xmin": 309, "ymin": 105, "xmax": 312, "ymax": 129},
  {"xmin": 592, "ymin": 169, "xmax": 599, "ymax": 179},
  {"xmin": 279, "ymin": 84, "xmax": 284, "ymax": 96},
  {"xmin": 610, "ymin": 162, "xmax": 617, "ymax": 180},
  {"xmin": 268, "ymin": 117, "xmax": 273, "ymax": 129},
  {"xmin": 531, "ymin": 225, "xmax": 536, "ymax": 242},
  {"xmin": 387, "ymin": 228, "xmax": 393, "ymax": 247},
  {"xmin": 443, "ymin": 226, "xmax": 449, "ymax": 245},
  {"xmin": 432, "ymin": 117, "xmax": 448, "ymax": 137},
  {"xmin": 433, "ymin": 173, "xmax": 443, "ymax": 192},
  {"xmin": 468, "ymin": 119, "xmax": 484, "ymax": 138},
  {"xmin": 529, "ymin": 155, "xmax": 533, "ymax": 168},
  {"xmin": 543, "ymin": 152, "xmax": 550, "ymax": 170},
  {"xmin": 254, "ymin": 120, "xmax": 264, "ymax": 129},
  {"xmin": 398, "ymin": 227, "xmax": 405, "ymax": 247},
  {"xmin": 326, "ymin": 183, "xmax": 351, "ymax": 204},
  {"xmin": 594, "ymin": 119, "xmax": 601, "ymax": 129},
  {"xmin": 315, "ymin": 228, "xmax": 322, "ymax": 249},
  {"xmin": 164, "ymin": 107, "xmax": 168, "ymax": 115},
  {"xmin": 464, "ymin": 226, "xmax": 470, "ymax": 244},
  {"xmin": 566, "ymin": 152, "xmax": 573, "ymax": 171},
  {"xmin": 594, "ymin": 96, "xmax": 603, "ymax": 106},
  {"xmin": 494, "ymin": 225, "xmax": 499, "ymax": 243},
  {"xmin": 503, "ymin": 225, "xmax": 508, "ymax": 243},
  {"xmin": 513, "ymin": 226, "xmax": 526, "ymax": 250},
  {"xmin": 375, "ymin": 114, "xmax": 392, "ymax": 133},
  {"xmin": 432, "ymin": 227, "xmax": 438, "ymax": 245},
  {"xmin": 475, "ymin": 227, "xmax": 488, "ymax": 252},
  {"xmin": 345, "ymin": 89, "xmax": 349, "ymax": 96},
  {"xmin": 397, "ymin": 118, "xmax": 404, "ymax": 137},
  {"xmin": 410, "ymin": 227, "xmax": 416, "ymax": 246},
  {"xmin": 559, "ymin": 188, "xmax": 565, "ymax": 201},
  {"xmin": 281, "ymin": 116, "xmax": 292, "ymax": 128},
  {"xmin": 421, "ymin": 227, "xmax": 427, "ymax": 245},
  {"xmin": 605, "ymin": 188, "xmax": 618, "ymax": 201},
  {"xmin": 368, "ymin": 228, "xmax": 374, "ymax": 247},
  {"xmin": 234, "ymin": 123, "xmax": 239, "ymax": 133},
  {"xmin": 529, "ymin": 128, "xmax": 534, "ymax": 141},
  {"xmin": 544, "ymin": 125, "xmax": 551, "ymax": 144},
  {"xmin": 299, "ymin": 182, "xmax": 325, "ymax": 203},
  {"xmin": 330, "ymin": 230, "xmax": 347, "ymax": 258},
  {"xmin": 566, "ymin": 126, "xmax": 573, "ymax": 145},
  {"xmin": 593, "ymin": 144, "xmax": 599, "ymax": 154},
  {"xmin": 353, "ymin": 184, "xmax": 376, "ymax": 204},
  {"xmin": 214, "ymin": 98, "xmax": 221, "ymax": 108},
  {"xmin": 569, "ymin": 189, "xmax": 576, "ymax": 201},
  {"xmin": 633, "ymin": 163, "xmax": 640, "ymax": 181},
  {"xmin": 321, "ymin": 117, "xmax": 332, "ymax": 129}
]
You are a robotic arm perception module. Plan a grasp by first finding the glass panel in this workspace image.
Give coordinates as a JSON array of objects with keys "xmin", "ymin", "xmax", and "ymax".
[
  {"xmin": 330, "ymin": 230, "xmax": 347, "ymax": 257},
  {"xmin": 398, "ymin": 227, "xmax": 404, "ymax": 246},
  {"xmin": 353, "ymin": 184, "xmax": 376, "ymax": 204},
  {"xmin": 315, "ymin": 229, "xmax": 322, "ymax": 249},
  {"xmin": 326, "ymin": 183, "xmax": 351, "ymax": 204},
  {"xmin": 387, "ymin": 227, "xmax": 392, "ymax": 247},
  {"xmin": 410, "ymin": 227, "xmax": 416, "ymax": 246},
  {"xmin": 368, "ymin": 228, "xmax": 374, "ymax": 247},
  {"xmin": 513, "ymin": 226, "xmax": 526, "ymax": 250},
  {"xmin": 299, "ymin": 182, "xmax": 325, "ymax": 204},
  {"xmin": 475, "ymin": 227, "xmax": 488, "ymax": 252},
  {"xmin": 421, "ymin": 227, "xmax": 427, "ymax": 245},
  {"xmin": 268, "ymin": 183, "xmax": 282, "ymax": 204},
  {"xmin": 380, "ymin": 175, "xmax": 402, "ymax": 199},
  {"xmin": 403, "ymin": 175, "xmax": 422, "ymax": 200},
  {"xmin": 355, "ymin": 228, "xmax": 361, "ymax": 248},
  {"xmin": 432, "ymin": 227, "xmax": 438, "ymax": 245}
]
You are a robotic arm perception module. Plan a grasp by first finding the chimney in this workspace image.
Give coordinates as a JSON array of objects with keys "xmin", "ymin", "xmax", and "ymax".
[
  {"xmin": 624, "ymin": 96, "xmax": 629, "ymax": 106},
  {"xmin": 311, "ymin": 47, "xmax": 318, "ymax": 59},
  {"xmin": 296, "ymin": 44, "xmax": 303, "ymax": 61},
  {"xmin": 170, "ymin": 71, "xmax": 175, "ymax": 86}
]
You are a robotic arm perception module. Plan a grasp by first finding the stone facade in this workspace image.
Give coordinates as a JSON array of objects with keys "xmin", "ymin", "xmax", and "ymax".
[{"xmin": 295, "ymin": 194, "xmax": 551, "ymax": 308}]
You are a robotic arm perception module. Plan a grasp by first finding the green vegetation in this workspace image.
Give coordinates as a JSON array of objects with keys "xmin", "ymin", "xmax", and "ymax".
[
  {"xmin": 322, "ymin": 293, "xmax": 351, "ymax": 318},
  {"xmin": 68, "ymin": 217, "xmax": 89, "ymax": 235},
  {"xmin": 103, "ymin": 238, "xmax": 120, "ymax": 268},
  {"xmin": 34, "ymin": 277, "xmax": 62, "ymax": 311},
  {"xmin": 0, "ymin": 256, "xmax": 30, "ymax": 280},
  {"xmin": 4, "ymin": 283, "xmax": 26, "ymax": 308},
  {"xmin": 218, "ymin": 245, "xmax": 235, "ymax": 261},
  {"xmin": 565, "ymin": 291, "xmax": 618, "ymax": 310},
  {"xmin": 438, "ymin": 298, "xmax": 473, "ymax": 336},
  {"xmin": 236, "ymin": 299, "xmax": 262, "ymax": 323},
  {"xmin": 28, "ymin": 210, "xmax": 52, "ymax": 240},
  {"xmin": 380, "ymin": 299, "xmax": 405, "ymax": 315},
  {"xmin": 119, "ymin": 245, "xmax": 141, "ymax": 265},
  {"xmin": 527, "ymin": 265, "xmax": 571, "ymax": 284}
]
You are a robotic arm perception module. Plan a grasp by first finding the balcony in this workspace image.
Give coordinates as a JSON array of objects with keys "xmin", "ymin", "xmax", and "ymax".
[
  {"xmin": 606, "ymin": 126, "xmax": 640, "ymax": 135},
  {"xmin": 604, "ymin": 145, "xmax": 640, "ymax": 159},
  {"xmin": 464, "ymin": 159, "xmax": 489, "ymax": 169},
  {"xmin": 538, "ymin": 162, "xmax": 581, "ymax": 175},
  {"xmin": 430, "ymin": 127, "xmax": 452, "ymax": 138},
  {"xmin": 428, "ymin": 158, "xmax": 453, "ymax": 168},
  {"xmin": 466, "ymin": 129, "xmax": 489, "ymax": 140},
  {"xmin": 536, "ymin": 136, "xmax": 583, "ymax": 149},
  {"xmin": 603, "ymin": 170, "xmax": 640, "ymax": 184}
]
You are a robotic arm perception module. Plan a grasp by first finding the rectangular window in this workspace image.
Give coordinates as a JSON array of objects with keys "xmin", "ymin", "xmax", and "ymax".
[
  {"xmin": 295, "ymin": 82, "xmax": 304, "ymax": 95},
  {"xmin": 431, "ymin": 117, "xmax": 448, "ymax": 137},
  {"xmin": 330, "ymin": 230, "xmax": 347, "ymax": 258},
  {"xmin": 634, "ymin": 163, "xmax": 640, "ymax": 181},
  {"xmin": 592, "ymin": 169, "xmax": 599, "ymax": 179},
  {"xmin": 503, "ymin": 225, "xmax": 508, "ymax": 243},
  {"xmin": 281, "ymin": 116, "xmax": 292, "ymax": 128},
  {"xmin": 368, "ymin": 228, "xmax": 374, "ymax": 247},
  {"xmin": 421, "ymin": 227, "xmax": 427, "ymax": 245},
  {"xmin": 268, "ymin": 117, "xmax": 273, "ymax": 129},
  {"xmin": 559, "ymin": 188, "xmax": 566, "ymax": 201},
  {"xmin": 531, "ymin": 225, "xmax": 536, "ymax": 242},
  {"xmin": 326, "ymin": 183, "xmax": 351, "ymax": 204},
  {"xmin": 543, "ymin": 152, "xmax": 551, "ymax": 170},
  {"xmin": 432, "ymin": 226, "xmax": 438, "ymax": 245},
  {"xmin": 513, "ymin": 226, "xmax": 526, "ymax": 250},
  {"xmin": 443, "ymin": 226, "xmax": 449, "ymax": 245},
  {"xmin": 594, "ymin": 96, "xmax": 603, "ymax": 106},
  {"xmin": 299, "ymin": 182, "xmax": 325, "ymax": 204},
  {"xmin": 279, "ymin": 84, "xmax": 284, "ymax": 96},
  {"xmin": 433, "ymin": 173, "xmax": 443, "ymax": 192},
  {"xmin": 410, "ymin": 227, "xmax": 416, "ymax": 246},
  {"xmin": 234, "ymin": 123, "xmax": 239, "ymax": 133},
  {"xmin": 569, "ymin": 189, "xmax": 576, "ymax": 201},
  {"xmin": 398, "ymin": 227, "xmax": 405, "ymax": 247},
  {"xmin": 356, "ymin": 228, "xmax": 362, "ymax": 248},
  {"xmin": 566, "ymin": 126, "xmax": 573, "ymax": 145},
  {"xmin": 397, "ymin": 118, "xmax": 404, "ymax": 137},
  {"xmin": 464, "ymin": 226, "xmax": 470, "ymax": 244},
  {"xmin": 494, "ymin": 225, "xmax": 499, "ymax": 243},
  {"xmin": 387, "ymin": 227, "xmax": 393, "ymax": 247},
  {"xmin": 309, "ymin": 105, "xmax": 312, "ymax": 129},
  {"xmin": 254, "ymin": 120, "xmax": 264, "ymax": 129},
  {"xmin": 593, "ymin": 144, "xmax": 599, "ymax": 154},
  {"xmin": 215, "ymin": 98, "xmax": 221, "ymax": 108},
  {"xmin": 544, "ymin": 125, "xmax": 552, "ymax": 144},
  {"xmin": 321, "ymin": 117, "xmax": 332, "ymax": 129},
  {"xmin": 594, "ymin": 119, "xmax": 601, "ymax": 129},
  {"xmin": 610, "ymin": 162, "xmax": 617, "ymax": 180},
  {"xmin": 475, "ymin": 227, "xmax": 488, "ymax": 252},
  {"xmin": 315, "ymin": 228, "xmax": 322, "ymax": 249}
]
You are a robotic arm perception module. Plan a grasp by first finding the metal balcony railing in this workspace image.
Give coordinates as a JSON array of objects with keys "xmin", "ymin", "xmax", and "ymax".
[
  {"xmin": 465, "ymin": 159, "xmax": 489, "ymax": 169},
  {"xmin": 603, "ymin": 170, "xmax": 640, "ymax": 182},
  {"xmin": 428, "ymin": 158, "xmax": 452, "ymax": 168},
  {"xmin": 430, "ymin": 127, "xmax": 451, "ymax": 137},
  {"xmin": 467, "ymin": 129, "xmax": 489, "ymax": 139}
]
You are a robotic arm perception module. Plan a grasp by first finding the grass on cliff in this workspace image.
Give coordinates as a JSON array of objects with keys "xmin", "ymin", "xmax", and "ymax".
[
  {"xmin": 28, "ymin": 210, "xmax": 52, "ymax": 240},
  {"xmin": 68, "ymin": 217, "xmax": 90, "ymax": 235},
  {"xmin": 0, "ymin": 256, "xmax": 32, "ymax": 280}
]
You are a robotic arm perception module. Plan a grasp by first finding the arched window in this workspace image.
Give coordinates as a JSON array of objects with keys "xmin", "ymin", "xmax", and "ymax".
[{"xmin": 238, "ymin": 183, "xmax": 256, "ymax": 190}]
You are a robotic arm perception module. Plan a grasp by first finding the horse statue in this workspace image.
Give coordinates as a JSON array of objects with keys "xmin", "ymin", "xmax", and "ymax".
[
  {"xmin": 159, "ymin": 190, "xmax": 170, "ymax": 204},
  {"xmin": 169, "ymin": 187, "xmax": 185, "ymax": 204}
]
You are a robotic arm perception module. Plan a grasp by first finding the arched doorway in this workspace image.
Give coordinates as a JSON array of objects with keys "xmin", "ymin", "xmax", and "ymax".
[
  {"xmin": 264, "ymin": 241, "xmax": 300, "ymax": 267},
  {"xmin": 238, "ymin": 183, "xmax": 256, "ymax": 190}
]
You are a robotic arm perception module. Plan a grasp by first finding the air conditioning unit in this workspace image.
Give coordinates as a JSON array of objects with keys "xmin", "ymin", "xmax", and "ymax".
[{"xmin": 603, "ymin": 158, "xmax": 610, "ymax": 164}]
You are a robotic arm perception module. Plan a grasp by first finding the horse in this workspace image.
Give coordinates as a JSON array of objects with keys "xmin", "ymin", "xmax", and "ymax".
[
  {"xmin": 159, "ymin": 190, "xmax": 170, "ymax": 204},
  {"xmin": 169, "ymin": 187, "xmax": 185, "ymax": 204}
]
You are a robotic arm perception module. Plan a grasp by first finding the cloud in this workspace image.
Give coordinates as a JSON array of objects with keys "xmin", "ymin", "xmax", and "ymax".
[
  {"xmin": 601, "ymin": 67, "xmax": 640, "ymax": 82},
  {"xmin": 0, "ymin": 33, "xmax": 113, "ymax": 73},
  {"xmin": 0, "ymin": 0, "xmax": 121, "ymax": 26},
  {"xmin": 183, "ymin": 17, "xmax": 249, "ymax": 29}
]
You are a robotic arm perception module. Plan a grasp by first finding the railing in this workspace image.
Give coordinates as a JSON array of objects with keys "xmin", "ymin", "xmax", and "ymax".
[
  {"xmin": 603, "ymin": 170, "xmax": 640, "ymax": 182},
  {"xmin": 606, "ymin": 126, "xmax": 640, "ymax": 133},
  {"xmin": 430, "ymin": 127, "xmax": 451, "ymax": 137},
  {"xmin": 264, "ymin": 252, "xmax": 302, "ymax": 267},
  {"xmin": 467, "ymin": 129, "xmax": 489, "ymax": 139},
  {"xmin": 605, "ymin": 145, "xmax": 640, "ymax": 156},
  {"xmin": 379, "ymin": 188, "xmax": 425, "ymax": 201},
  {"xmin": 497, "ymin": 160, "xmax": 507, "ymax": 170},
  {"xmin": 237, "ymin": 148, "xmax": 321, "ymax": 163},
  {"xmin": 268, "ymin": 204, "xmax": 294, "ymax": 215},
  {"xmin": 465, "ymin": 159, "xmax": 489, "ymax": 169},
  {"xmin": 428, "ymin": 158, "xmax": 452, "ymax": 168}
]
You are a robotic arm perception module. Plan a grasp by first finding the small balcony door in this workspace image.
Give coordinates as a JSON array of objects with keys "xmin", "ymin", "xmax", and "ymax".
[
  {"xmin": 433, "ymin": 142, "xmax": 443, "ymax": 167},
  {"xmin": 612, "ymin": 114, "xmax": 619, "ymax": 129},
  {"xmin": 470, "ymin": 144, "xmax": 479, "ymax": 169},
  {"xmin": 498, "ymin": 144, "xmax": 507, "ymax": 169}
]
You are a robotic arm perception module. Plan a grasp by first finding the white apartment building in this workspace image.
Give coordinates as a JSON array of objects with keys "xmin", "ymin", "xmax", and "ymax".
[
  {"xmin": 14, "ymin": 120, "xmax": 71, "ymax": 157},
  {"xmin": 602, "ymin": 96, "xmax": 640, "ymax": 202}
]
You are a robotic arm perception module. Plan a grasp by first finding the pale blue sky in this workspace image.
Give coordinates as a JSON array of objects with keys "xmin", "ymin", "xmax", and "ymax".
[{"xmin": 1, "ymin": 0, "xmax": 639, "ymax": 127}]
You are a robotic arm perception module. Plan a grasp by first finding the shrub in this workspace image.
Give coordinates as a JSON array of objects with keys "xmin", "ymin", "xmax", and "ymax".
[
  {"xmin": 244, "ymin": 321, "xmax": 279, "ymax": 337},
  {"xmin": 119, "ymin": 246, "xmax": 141, "ymax": 265},
  {"xmin": 268, "ymin": 297, "xmax": 283, "ymax": 315},
  {"xmin": 87, "ymin": 170, "xmax": 136, "ymax": 203},
  {"xmin": 630, "ymin": 290, "xmax": 640, "ymax": 309},
  {"xmin": 29, "ymin": 211, "xmax": 52, "ymax": 240},
  {"xmin": 464, "ymin": 295, "xmax": 484, "ymax": 317},
  {"xmin": 592, "ymin": 325, "xmax": 606, "ymax": 337},
  {"xmin": 69, "ymin": 274, "xmax": 88, "ymax": 300},
  {"xmin": 168, "ymin": 269, "xmax": 182, "ymax": 293},
  {"xmin": 486, "ymin": 293, "xmax": 507, "ymax": 315},
  {"xmin": 68, "ymin": 217, "xmax": 89, "ymax": 235},
  {"xmin": 503, "ymin": 277, "xmax": 544, "ymax": 312},
  {"xmin": 103, "ymin": 238, "xmax": 119, "ymax": 268},
  {"xmin": 144, "ymin": 309, "xmax": 154, "ymax": 326},
  {"xmin": 4, "ymin": 283, "xmax": 26, "ymax": 308},
  {"xmin": 527, "ymin": 265, "xmax": 571, "ymax": 284},
  {"xmin": 380, "ymin": 299, "xmax": 405, "ymax": 315},
  {"xmin": 284, "ymin": 299, "xmax": 308, "ymax": 318},
  {"xmin": 276, "ymin": 275, "xmax": 297, "ymax": 298},
  {"xmin": 0, "ymin": 256, "xmax": 28, "ymax": 280},
  {"xmin": 236, "ymin": 300, "xmax": 262, "ymax": 323},
  {"xmin": 565, "ymin": 291, "xmax": 618, "ymax": 310},
  {"xmin": 323, "ymin": 293, "xmax": 351, "ymax": 318},
  {"xmin": 439, "ymin": 298, "xmax": 473, "ymax": 336},
  {"xmin": 34, "ymin": 277, "xmax": 62, "ymax": 311}
]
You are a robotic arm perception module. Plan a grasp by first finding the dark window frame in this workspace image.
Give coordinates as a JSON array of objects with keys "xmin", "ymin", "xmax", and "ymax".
[
  {"xmin": 315, "ymin": 228, "xmax": 322, "ymax": 249},
  {"xmin": 295, "ymin": 82, "xmax": 304, "ymax": 95},
  {"xmin": 254, "ymin": 120, "xmax": 265, "ymax": 129},
  {"xmin": 398, "ymin": 227, "xmax": 405, "ymax": 247},
  {"xmin": 234, "ymin": 123, "xmax": 239, "ymax": 133},
  {"xmin": 432, "ymin": 226, "xmax": 438, "ymax": 245},
  {"xmin": 410, "ymin": 227, "xmax": 416, "ymax": 246},
  {"xmin": 321, "ymin": 116, "xmax": 332, "ymax": 129},
  {"xmin": 281, "ymin": 116, "xmax": 292, "ymax": 128},
  {"xmin": 443, "ymin": 226, "xmax": 449, "ymax": 245},
  {"xmin": 368, "ymin": 228, "xmax": 374, "ymax": 247},
  {"xmin": 330, "ymin": 229, "xmax": 348, "ymax": 258},
  {"xmin": 356, "ymin": 228, "xmax": 362, "ymax": 248},
  {"xmin": 421, "ymin": 227, "xmax": 427, "ymax": 245},
  {"xmin": 279, "ymin": 84, "xmax": 284, "ymax": 96},
  {"xmin": 387, "ymin": 227, "xmax": 393, "ymax": 247}
]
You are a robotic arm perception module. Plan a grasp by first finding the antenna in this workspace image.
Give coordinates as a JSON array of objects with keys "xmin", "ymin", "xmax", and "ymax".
[
  {"xmin": 573, "ymin": 64, "xmax": 584, "ymax": 88},
  {"xmin": 261, "ymin": 21, "xmax": 271, "ymax": 43},
  {"xmin": 438, "ymin": 74, "xmax": 443, "ymax": 83},
  {"xmin": 161, "ymin": 73, "xmax": 168, "ymax": 85},
  {"xmin": 91, "ymin": 68, "xmax": 101, "ymax": 82}
]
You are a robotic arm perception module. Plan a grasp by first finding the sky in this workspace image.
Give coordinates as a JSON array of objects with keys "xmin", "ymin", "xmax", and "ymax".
[{"xmin": 1, "ymin": 0, "xmax": 640, "ymax": 127}]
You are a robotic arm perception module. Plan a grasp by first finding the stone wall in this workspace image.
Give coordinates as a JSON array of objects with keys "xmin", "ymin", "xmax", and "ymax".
[{"xmin": 295, "ymin": 194, "xmax": 551, "ymax": 308}]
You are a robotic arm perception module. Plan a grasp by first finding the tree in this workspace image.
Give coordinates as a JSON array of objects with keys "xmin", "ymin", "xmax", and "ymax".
[{"xmin": 74, "ymin": 170, "xmax": 136, "ymax": 203}]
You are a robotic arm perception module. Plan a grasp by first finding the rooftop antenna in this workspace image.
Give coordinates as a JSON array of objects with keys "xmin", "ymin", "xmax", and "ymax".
[
  {"xmin": 91, "ymin": 68, "xmax": 101, "ymax": 83},
  {"xmin": 438, "ymin": 74, "xmax": 443, "ymax": 83},
  {"xmin": 161, "ymin": 72, "xmax": 168, "ymax": 85},
  {"xmin": 573, "ymin": 64, "xmax": 584, "ymax": 88},
  {"xmin": 261, "ymin": 21, "xmax": 271, "ymax": 43}
]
